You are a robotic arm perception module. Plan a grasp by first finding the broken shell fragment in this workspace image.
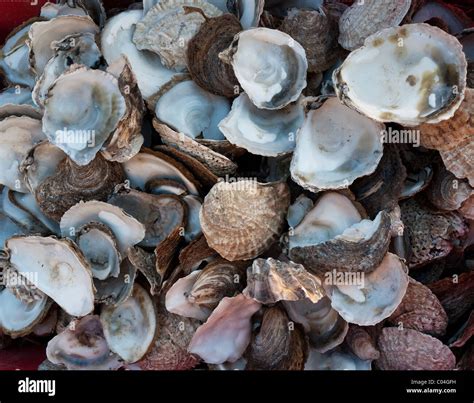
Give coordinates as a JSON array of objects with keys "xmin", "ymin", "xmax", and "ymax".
[
  {"xmin": 246, "ymin": 306, "xmax": 308, "ymax": 370},
  {"xmin": 243, "ymin": 258, "xmax": 324, "ymax": 304},
  {"xmin": 188, "ymin": 294, "xmax": 261, "ymax": 364},
  {"xmin": 375, "ymin": 327, "xmax": 456, "ymax": 370},
  {"xmin": 324, "ymin": 252, "xmax": 409, "ymax": 326},
  {"xmin": 200, "ymin": 180, "xmax": 290, "ymax": 261},
  {"xmin": 289, "ymin": 192, "xmax": 391, "ymax": 274},
  {"xmin": 35, "ymin": 154, "xmax": 125, "ymax": 221},
  {"xmin": 100, "ymin": 283, "xmax": 156, "ymax": 363},
  {"xmin": 42, "ymin": 67, "xmax": 127, "ymax": 166},
  {"xmin": 218, "ymin": 93, "xmax": 304, "ymax": 156},
  {"xmin": 221, "ymin": 28, "xmax": 308, "ymax": 109},
  {"xmin": 6, "ymin": 236, "xmax": 95, "ymax": 317},
  {"xmin": 133, "ymin": 0, "xmax": 223, "ymax": 71},
  {"xmin": 334, "ymin": 24, "xmax": 467, "ymax": 126},
  {"xmin": 290, "ymin": 98, "xmax": 384, "ymax": 191},
  {"xmin": 338, "ymin": 0, "xmax": 412, "ymax": 51},
  {"xmin": 46, "ymin": 315, "xmax": 123, "ymax": 370}
]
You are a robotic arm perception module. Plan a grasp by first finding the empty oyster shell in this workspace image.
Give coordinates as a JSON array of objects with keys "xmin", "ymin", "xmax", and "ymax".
[
  {"xmin": 188, "ymin": 294, "xmax": 261, "ymax": 364},
  {"xmin": 187, "ymin": 14, "xmax": 241, "ymax": 97},
  {"xmin": 42, "ymin": 0, "xmax": 106, "ymax": 28},
  {"xmin": 60, "ymin": 201, "xmax": 146, "ymax": 257},
  {"xmin": 246, "ymin": 306, "xmax": 308, "ymax": 370},
  {"xmin": 286, "ymin": 194, "xmax": 313, "ymax": 228},
  {"xmin": 375, "ymin": 327, "xmax": 456, "ymax": 370},
  {"xmin": 388, "ymin": 278, "xmax": 448, "ymax": 336},
  {"xmin": 183, "ymin": 194, "xmax": 203, "ymax": 242},
  {"xmin": 153, "ymin": 77, "xmax": 230, "ymax": 141},
  {"xmin": 101, "ymin": 283, "xmax": 157, "ymax": 363},
  {"xmin": 42, "ymin": 67, "xmax": 127, "ymax": 166},
  {"xmin": 27, "ymin": 16, "xmax": 99, "ymax": 75},
  {"xmin": 324, "ymin": 252, "xmax": 409, "ymax": 326},
  {"xmin": 94, "ymin": 258, "xmax": 137, "ymax": 306},
  {"xmin": 46, "ymin": 315, "xmax": 123, "ymax": 370},
  {"xmin": 338, "ymin": 0, "xmax": 412, "ymax": 51},
  {"xmin": 220, "ymin": 28, "xmax": 308, "ymax": 109},
  {"xmin": 289, "ymin": 192, "xmax": 391, "ymax": 274},
  {"xmin": 101, "ymin": 9, "xmax": 178, "ymax": 99},
  {"xmin": 244, "ymin": 258, "xmax": 324, "ymax": 304},
  {"xmin": 200, "ymin": 180, "xmax": 290, "ymax": 261},
  {"xmin": 290, "ymin": 97, "xmax": 384, "ymax": 191},
  {"xmin": 6, "ymin": 236, "xmax": 95, "ymax": 317},
  {"xmin": 35, "ymin": 154, "xmax": 124, "ymax": 221},
  {"xmin": 305, "ymin": 348, "xmax": 371, "ymax": 370},
  {"xmin": 218, "ymin": 93, "xmax": 304, "ymax": 157},
  {"xmin": 280, "ymin": 7, "xmax": 341, "ymax": 73},
  {"xmin": 345, "ymin": 325, "xmax": 380, "ymax": 361},
  {"xmin": 0, "ymin": 115, "xmax": 46, "ymax": 193},
  {"xmin": 32, "ymin": 32, "xmax": 103, "ymax": 108},
  {"xmin": 283, "ymin": 297, "xmax": 348, "ymax": 353},
  {"xmin": 133, "ymin": 0, "xmax": 223, "ymax": 71},
  {"xmin": 0, "ymin": 87, "xmax": 35, "ymax": 108},
  {"xmin": 76, "ymin": 222, "xmax": 121, "ymax": 280},
  {"xmin": 108, "ymin": 187, "xmax": 186, "ymax": 249},
  {"xmin": 334, "ymin": 24, "xmax": 467, "ymax": 126}
]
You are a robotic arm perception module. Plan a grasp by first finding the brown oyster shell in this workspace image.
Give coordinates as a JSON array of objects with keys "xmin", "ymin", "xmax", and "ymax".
[
  {"xmin": 428, "ymin": 271, "xmax": 474, "ymax": 325},
  {"xmin": 387, "ymin": 278, "xmax": 448, "ymax": 336},
  {"xmin": 246, "ymin": 306, "xmax": 308, "ymax": 370},
  {"xmin": 450, "ymin": 311, "xmax": 474, "ymax": 348},
  {"xmin": 460, "ymin": 195, "xmax": 474, "ymax": 219},
  {"xmin": 280, "ymin": 8, "xmax": 341, "ymax": 73},
  {"xmin": 338, "ymin": 0, "xmax": 412, "ymax": 51},
  {"xmin": 127, "ymin": 247, "xmax": 162, "ymax": 295},
  {"xmin": 401, "ymin": 198, "xmax": 469, "ymax": 268},
  {"xmin": 345, "ymin": 325, "xmax": 380, "ymax": 361},
  {"xmin": 188, "ymin": 259, "xmax": 246, "ymax": 309},
  {"xmin": 187, "ymin": 14, "xmax": 241, "ymax": 97},
  {"xmin": 243, "ymin": 258, "xmax": 324, "ymax": 305},
  {"xmin": 375, "ymin": 327, "xmax": 456, "ymax": 370},
  {"xmin": 179, "ymin": 235, "xmax": 218, "ymax": 275},
  {"xmin": 35, "ymin": 154, "xmax": 124, "ymax": 221},
  {"xmin": 290, "ymin": 210, "xmax": 392, "ymax": 275},
  {"xmin": 200, "ymin": 180, "xmax": 290, "ymax": 261}
]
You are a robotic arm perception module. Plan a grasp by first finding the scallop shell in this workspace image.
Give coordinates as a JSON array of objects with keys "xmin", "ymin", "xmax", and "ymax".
[
  {"xmin": 244, "ymin": 258, "xmax": 324, "ymax": 304},
  {"xmin": 187, "ymin": 14, "xmax": 241, "ymax": 97},
  {"xmin": 338, "ymin": 0, "xmax": 412, "ymax": 51},
  {"xmin": 375, "ymin": 327, "xmax": 456, "ymax": 370},
  {"xmin": 245, "ymin": 306, "xmax": 308, "ymax": 370},
  {"xmin": 280, "ymin": 8, "xmax": 341, "ymax": 73},
  {"xmin": 35, "ymin": 154, "xmax": 124, "ymax": 221},
  {"xmin": 200, "ymin": 180, "xmax": 290, "ymax": 261}
]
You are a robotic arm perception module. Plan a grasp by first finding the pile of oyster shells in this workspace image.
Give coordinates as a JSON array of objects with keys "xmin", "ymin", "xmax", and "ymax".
[{"xmin": 0, "ymin": 0, "xmax": 472, "ymax": 371}]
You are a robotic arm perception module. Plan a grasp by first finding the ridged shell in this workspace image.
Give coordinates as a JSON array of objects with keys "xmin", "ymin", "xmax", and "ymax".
[
  {"xmin": 200, "ymin": 180, "xmax": 290, "ymax": 261},
  {"xmin": 244, "ymin": 258, "xmax": 324, "ymax": 304},
  {"xmin": 245, "ymin": 306, "xmax": 308, "ymax": 370},
  {"xmin": 345, "ymin": 325, "xmax": 380, "ymax": 361},
  {"xmin": 35, "ymin": 154, "xmax": 124, "ymax": 221},
  {"xmin": 338, "ymin": 0, "xmax": 412, "ymax": 51},
  {"xmin": 375, "ymin": 327, "xmax": 456, "ymax": 370},
  {"xmin": 187, "ymin": 14, "xmax": 241, "ymax": 97}
]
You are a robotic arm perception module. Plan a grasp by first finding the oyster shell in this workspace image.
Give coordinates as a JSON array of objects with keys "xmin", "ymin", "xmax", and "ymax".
[
  {"xmin": 6, "ymin": 236, "xmax": 95, "ymax": 317},
  {"xmin": 338, "ymin": 0, "xmax": 412, "ymax": 51},
  {"xmin": 218, "ymin": 93, "xmax": 304, "ymax": 157},
  {"xmin": 35, "ymin": 154, "xmax": 124, "ymax": 221},
  {"xmin": 246, "ymin": 306, "xmax": 308, "ymax": 370},
  {"xmin": 188, "ymin": 294, "xmax": 261, "ymax": 364},
  {"xmin": 290, "ymin": 97, "xmax": 384, "ymax": 191},
  {"xmin": 187, "ymin": 14, "xmax": 241, "ymax": 97},
  {"xmin": 334, "ymin": 24, "xmax": 467, "ymax": 126},
  {"xmin": 133, "ymin": 0, "xmax": 223, "ymax": 71},
  {"xmin": 101, "ymin": 9, "xmax": 177, "ymax": 99},
  {"xmin": 200, "ymin": 180, "xmax": 290, "ymax": 261},
  {"xmin": 324, "ymin": 252, "xmax": 409, "ymax": 326},
  {"xmin": 42, "ymin": 67, "xmax": 127, "ymax": 166},
  {"xmin": 0, "ymin": 115, "xmax": 46, "ymax": 193},
  {"xmin": 345, "ymin": 325, "xmax": 380, "ymax": 361},
  {"xmin": 283, "ymin": 297, "xmax": 348, "ymax": 353},
  {"xmin": 100, "ymin": 283, "xmax": 157, "ymax": 363},
  {"xmin": 220, "ymin": 28, "xmax": 308, "ymax": 109},
  {"xmin": 27, "ymin": 16, "xmax": 99, "ymax": 75},
  {"xmin": 46, "ymin": 315, "xmax": 123, "ymax": 370},
  {"xmin": 289, "ymin": 192, "xmax": 391, "ymax": 274},
  {"xmin": 243, "ymin": 258, "xmax": 324, "ymax": 304},
  {"xmin": 305, "ymin": 348, "xmax": 371, "ymax": 370}
]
